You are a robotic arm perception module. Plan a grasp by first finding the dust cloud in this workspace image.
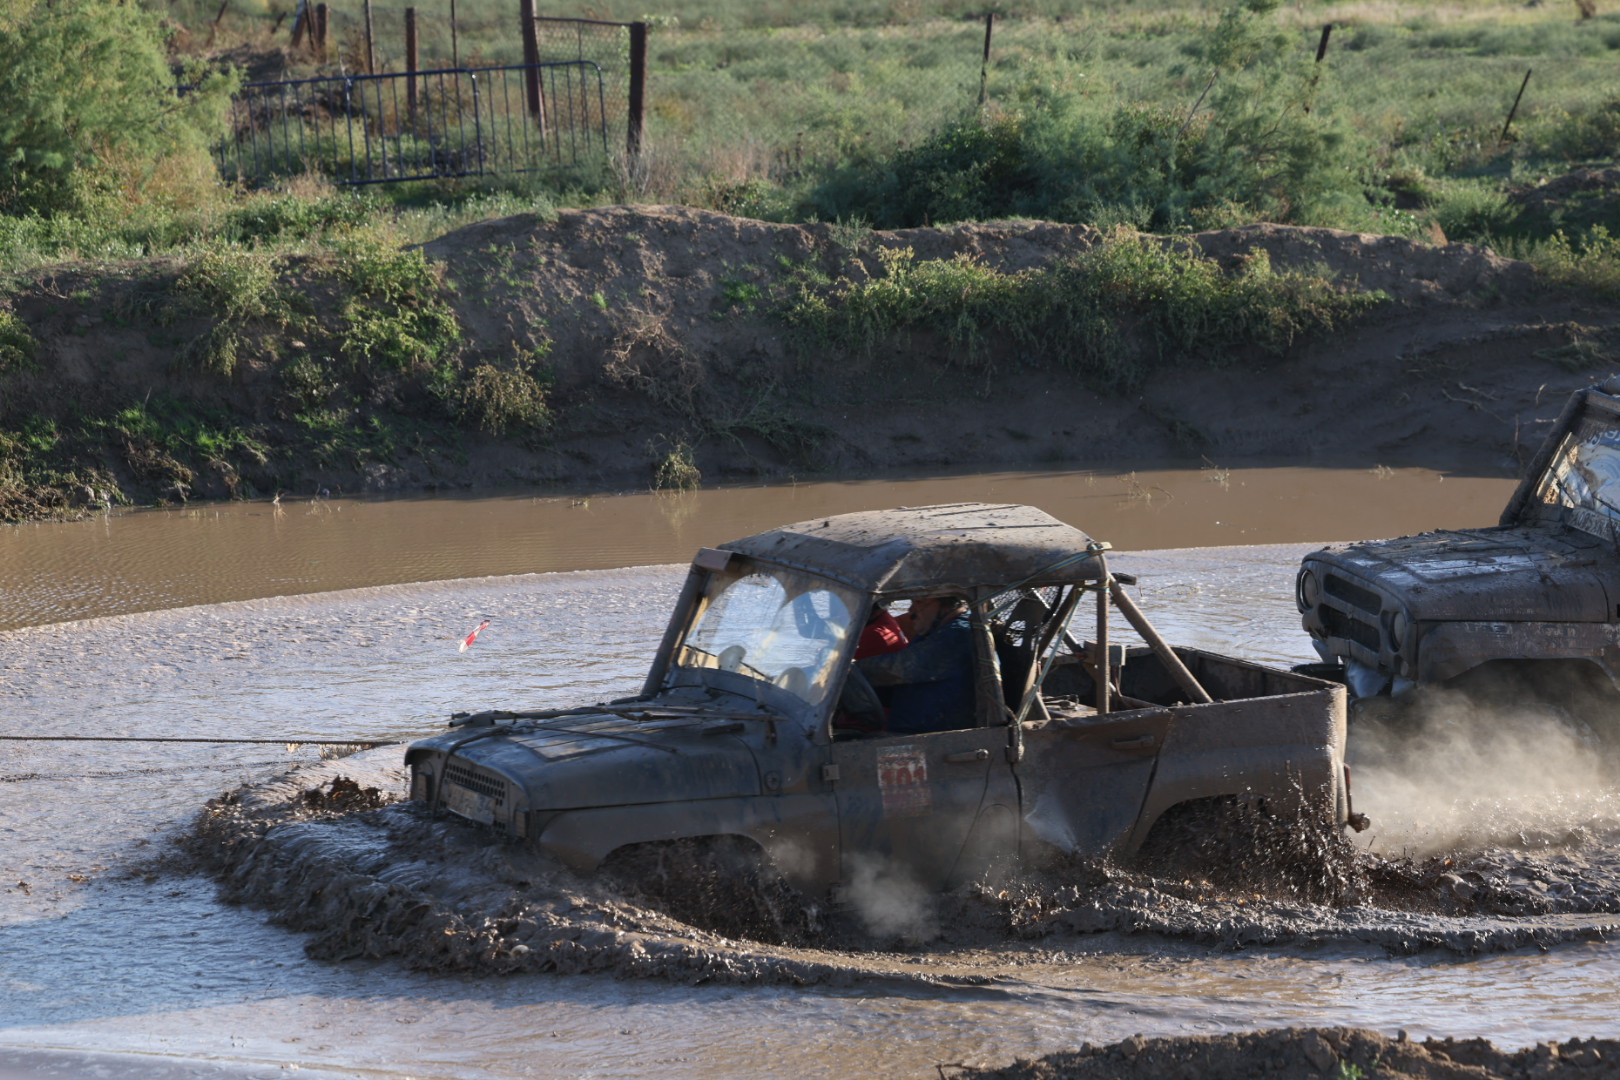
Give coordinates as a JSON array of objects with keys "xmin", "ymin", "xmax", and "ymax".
[{"xmin": 1351, "ymin": 687, "xmax": 1620, "ymax": 858}]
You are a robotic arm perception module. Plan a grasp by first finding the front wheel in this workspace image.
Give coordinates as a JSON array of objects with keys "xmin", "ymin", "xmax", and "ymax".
[{"xmin": 600, "ymin": 836, "xmax": 818, "ymax": 946}]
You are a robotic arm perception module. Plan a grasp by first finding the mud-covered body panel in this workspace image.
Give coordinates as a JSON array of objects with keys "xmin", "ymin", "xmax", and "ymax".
[{"xmin": 1298, "ymin": 381, "xmax": 1620, "ymax": 696}]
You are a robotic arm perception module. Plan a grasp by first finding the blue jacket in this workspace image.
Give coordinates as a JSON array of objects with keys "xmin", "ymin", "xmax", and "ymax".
[{"xmin": 856, "ymin": 614, "xmax": 975, "ymax": 734}]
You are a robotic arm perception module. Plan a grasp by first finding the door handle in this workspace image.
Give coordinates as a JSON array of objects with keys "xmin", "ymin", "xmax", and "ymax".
[
  {"xmin": 1109, "ymin": 734, "xmax": 1159, "ymax": 750},
  {"xmin": 944, "ymin": 748, "xmax": 991, "ymax": 764}
]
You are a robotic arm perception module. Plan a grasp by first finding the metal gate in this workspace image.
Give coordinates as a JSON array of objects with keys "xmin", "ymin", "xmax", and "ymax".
[{"xmin": 218, "ymin": 61, "xmax": 609, "ymax": 186}]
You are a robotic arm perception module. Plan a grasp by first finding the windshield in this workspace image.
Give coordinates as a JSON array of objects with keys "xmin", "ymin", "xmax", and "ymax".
[
  {"xmin": 670, "ymin": 561, "xmax": 858, "ymax": 710},
  {"xmin": 1533, "ymin": 415, "xmax": 1620, "ymax": 526}
]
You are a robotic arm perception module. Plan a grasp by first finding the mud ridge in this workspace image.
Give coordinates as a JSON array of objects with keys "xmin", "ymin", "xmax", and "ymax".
[
  {"xmin": 182, "ymin": 752, "xmax": 1620, "ymax": 985},
  {"xmin": 951, "ymin": 1027, "xmax": 1620, "ymax": 1080}
]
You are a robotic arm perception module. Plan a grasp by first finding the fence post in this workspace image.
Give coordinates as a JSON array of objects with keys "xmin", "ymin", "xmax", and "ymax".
[
  {"xmin": 628, "ymin": 21, "xmax": 647, "ymax": 157},
  {"xmin": 1501, "ymin": 68, "xmax": 1532, "ymax": 145},
  {"xmin": 519, "ymin": 0, "xmax": 548, "ymax": 140},
  {"xmin": 207, "ymin": 0, "xmax": 227, "ymax": 47},
  {"xmin": 1304, "ymin": 22, "xmax": 1332, "ymax": 113},
  {"xmin": 364, "ymin": 0, "xmax": 377, "ymax": 73},
  {"xmin": 290, "ymin": 0, "xmax": 307, "ymax": 47},
  {"xmin": 978, "ymin": 12, "xmax": 994, "ymax": 107},
  {"xmin": 450, "ymin": 0, "xmax": 460, "ymax": 68},
  {"xmin": 315, "ymin": 2, "xmax": 328, "ymax": 61},
  {"xmin": 405, "ymin": 7, "xmax": 419, "ymax": 120}
]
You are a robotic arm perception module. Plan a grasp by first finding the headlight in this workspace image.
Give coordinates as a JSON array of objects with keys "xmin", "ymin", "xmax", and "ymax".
[
  {"xmin": 1387, "ymin": 609, "xmax": 1409, "ymax": 651},
  {"xmin": 1295, "ymin": 567, "xmax": 1320, "ymax": 613}
]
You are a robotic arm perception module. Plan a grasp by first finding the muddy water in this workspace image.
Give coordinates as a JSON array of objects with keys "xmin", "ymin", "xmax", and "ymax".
[
  {"xmin": 0, "ymin": 464, "xmax": 1516, "ymax": 630},
  {"xmin": 5, "ymin": 467, "xmax": 1618, "ymax": 1079}
]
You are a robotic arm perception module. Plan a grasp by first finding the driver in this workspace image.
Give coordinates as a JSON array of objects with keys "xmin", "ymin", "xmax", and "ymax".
[{"xmin": 855, "ymin": 595, "xmax": 975, "ymax": 734}]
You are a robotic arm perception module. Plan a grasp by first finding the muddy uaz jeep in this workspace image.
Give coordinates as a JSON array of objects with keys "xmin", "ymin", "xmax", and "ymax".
[
  {"xmin": 1299, "ymin": 378, "xmax": 1620, "ymax": 712},
  {"xmin": 407, "ymin": 503, "xmax": 1351, "ymax": 904}
]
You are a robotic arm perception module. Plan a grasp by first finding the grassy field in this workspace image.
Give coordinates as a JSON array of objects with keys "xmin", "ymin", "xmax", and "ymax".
[{"xmin": 28, "ymin": 0, "xmax": 1612, "ymax": 259}]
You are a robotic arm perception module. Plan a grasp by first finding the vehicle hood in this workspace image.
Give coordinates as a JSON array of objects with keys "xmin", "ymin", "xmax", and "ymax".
[
  {"xmin": 1307, "ymin": 526, "xmax": 1620, "ymax": 622},
  {"xmin": 409, "ymin": 712, "xmax": 765, "ymax": 810}
]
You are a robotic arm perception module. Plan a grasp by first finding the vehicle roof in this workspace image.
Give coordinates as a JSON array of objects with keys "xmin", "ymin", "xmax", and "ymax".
[{"xmin": 719, "ymin": 502, "xmax": 1105, "ymax": 595}]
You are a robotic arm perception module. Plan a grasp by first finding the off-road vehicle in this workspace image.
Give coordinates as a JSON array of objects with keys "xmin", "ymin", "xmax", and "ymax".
[
  {"xmin": 407, "ymin": 503, "xmax": 1352, "ymax": 906},
  {"xmin": 1299, "ymin": 377, "xmax": 1620, "ymax": 713}
]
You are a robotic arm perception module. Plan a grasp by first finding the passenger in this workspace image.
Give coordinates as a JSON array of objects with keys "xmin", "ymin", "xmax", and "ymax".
[
  {"xmin": 856, "ymin": 595, "xmax": 975, "ymax": 734},
  {"xmin": 854, "ymin": 600, "xmax": 908, "ymax": 660}
]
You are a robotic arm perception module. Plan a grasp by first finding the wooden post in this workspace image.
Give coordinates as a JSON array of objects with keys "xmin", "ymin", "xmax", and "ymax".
[
  {"xmin": 978, "ymin": 12, "xmax": 994, "ymax": 107},
  {"xmin": 628, "ymin": 21, "xmax": 648, "ymax": 157},
  {"xmin": 1304, "ymin": 22, "xmax": 1332, "ymax": 113},
  {"xmin": 207, "ymin": 0, "xmax": 227, "ymax": 46},
  {"xmin": 519, "ymin": 0, "xmax": 546, "ymax": 138},
  {"xmin": 405, "ymin": 7, "xmax": 419, "ymax": 120},
  {"xmin": 315, "ymin": 3, "xmax": 328, "ymax": 60},
  {"xmin": 289, "ymin": 0, "xmax": 307, "ymax": 47},
  {"xmin": 272, "ymin": 11, "xmax": 287, "ymax": 36},
  {"xmin": 1501, "ymin": 68, "xmax": 1532, "ymax": 145},
  {"xmin": 363, "ymin": 0, "xmax": 377, "ymax": 73},
  {"xmin": 450, "ymin": 0, "xmax": 460, "ymax": 68},
  {"xmin": 1095, "ymin": 578, "xmax": 1111, "ymax": 715}
]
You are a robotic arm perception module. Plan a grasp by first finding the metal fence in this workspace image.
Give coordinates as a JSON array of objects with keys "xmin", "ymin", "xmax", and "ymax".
[
  {"xmin": 218, "ymin": 61, "xmax": 608, "ymax": 186},
  {"xmin": 531, "ymin": 16, "xmax": 646, "ymax": 154}
]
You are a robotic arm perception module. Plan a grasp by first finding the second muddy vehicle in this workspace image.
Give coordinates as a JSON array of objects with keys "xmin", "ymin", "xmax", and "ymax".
[
  {"xmin": 1298, "ymin": 377, "xmax": 1620, "ymax": 722},
  {"xmin": 407, "ymin": 503, "xmax": 1352, "ymax": 927}
]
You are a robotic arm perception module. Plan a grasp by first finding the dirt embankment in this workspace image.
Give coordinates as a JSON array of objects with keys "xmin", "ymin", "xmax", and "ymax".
[
  {"xmin": 3, "ymin": 205, "xmax": 1615, "ymax": 520},
  {"xmin": 952, "ymin": 1028, "xmax": 1620, "ymax": 1080}
]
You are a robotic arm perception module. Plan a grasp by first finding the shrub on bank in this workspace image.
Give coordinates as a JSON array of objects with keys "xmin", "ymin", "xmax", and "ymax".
[
  {"xmin": 808, "ymin": 2, "xmax": 1365, "ymax": 232},
  {"xmin": 0, "ymin": 0, "xmax": 237, "ymax": 218},
  {"xmin": 784, "ymin": 232, "xmax": 1387, "ymax": 389}
]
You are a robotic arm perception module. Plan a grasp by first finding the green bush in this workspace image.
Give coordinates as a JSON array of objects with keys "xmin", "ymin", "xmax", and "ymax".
[
  {"xmin": 178, "ymin": 248, "xmax": 286, "ymax": 323},
  {"xmin": 0, "ymin": 310, "xmax": 36, "ymax": 371},
  {"xmin": 330, "ymin": 227, "xmax": 462, "ymax": 369},
  {"xmin": 808, "ymin": 4, "xmax": 1363, "ymax": 232},
  {"xmin": 653, "ymin": 442, "xmax": 701, "ymax": 491},
  {"xmin": 456, "ymin": 362, "xmax": 552, "ymax": 435},
  {"xmin": 1522, "ymin": 227, "xmax": 1620, "ymax": 302},
  {"xmin": 0, "ymin": 0, "xmax": 237, "ymax": 216}
]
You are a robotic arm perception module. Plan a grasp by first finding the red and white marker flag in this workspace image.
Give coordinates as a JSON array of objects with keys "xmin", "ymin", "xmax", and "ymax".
[{"xmin": 459, "ymin": 619, "xmax": 491, "ymax": 652}]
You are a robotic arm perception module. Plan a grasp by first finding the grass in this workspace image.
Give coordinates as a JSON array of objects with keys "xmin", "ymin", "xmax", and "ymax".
[
  {"xmin": 783, "ymin": 233, "xmax": 1388, "ymax": 388},
  {"xmin": 3, "ymin": 1, "xmax": 1620, "ymax": 272}
]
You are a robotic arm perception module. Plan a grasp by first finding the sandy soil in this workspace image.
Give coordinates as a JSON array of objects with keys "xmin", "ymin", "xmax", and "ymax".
[{"xmin": 5, "ymin": 207, "xmax": 1616, "ymax": 516}]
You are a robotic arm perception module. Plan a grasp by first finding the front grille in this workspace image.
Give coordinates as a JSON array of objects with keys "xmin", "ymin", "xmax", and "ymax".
[
  {"xmin": 1324, "ymin": 574, "xmax": 1383, "ymax": 615},
  {"xmin": 1321, "ymin": 605, "xmax": 1381, "ymax": 651},
  {"xmin": 444, "ymin": 761, "xmax": 506, "ymax": 809}
]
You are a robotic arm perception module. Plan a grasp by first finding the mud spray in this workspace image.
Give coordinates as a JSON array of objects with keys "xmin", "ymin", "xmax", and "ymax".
[{"xmin": 1352, "ymin": 686, "xmax": 1620, "ymax": 857}]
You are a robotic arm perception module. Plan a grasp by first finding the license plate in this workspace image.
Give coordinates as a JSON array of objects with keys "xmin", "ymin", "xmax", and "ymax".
[{"xmin": 442, "ymin": 781, "xmax": 495, "ymax": 824}]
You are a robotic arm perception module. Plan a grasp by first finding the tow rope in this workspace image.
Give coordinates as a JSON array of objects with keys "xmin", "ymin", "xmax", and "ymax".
[{"xmin": 0, "ymin": 735, "xmax": 399, "ymax": 745}]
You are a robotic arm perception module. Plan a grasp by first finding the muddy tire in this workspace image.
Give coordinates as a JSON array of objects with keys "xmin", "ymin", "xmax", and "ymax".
[
  {"xmin": 600, "ymin": 836, "xmax": 818, "ymax": 946},
  {"xmin": 1132, "ymin": 796, "xmax": 1364, "ymax": 905}
]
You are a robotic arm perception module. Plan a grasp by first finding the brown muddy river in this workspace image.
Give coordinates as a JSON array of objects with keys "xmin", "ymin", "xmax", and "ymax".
[{"xmin": 4, "ymin": 465, "xmax": 1619, "ymax": 1079}]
